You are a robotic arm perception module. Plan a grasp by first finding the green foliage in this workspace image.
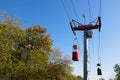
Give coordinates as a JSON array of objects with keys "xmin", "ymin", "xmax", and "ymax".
[
  {"xmin": 99, "ymin": 78, "xmax": 105, "ymax": 80},
  {"xmin": 77, "ymin": 75, "xmax": 83, "ymax": 80},
  {"xmin": 114, "ymin": 64, "xmax": 120, "ymax": 80},
  {"xmin": 0, "ymin": 16, "xmax": 52, "ymax": 79},
  {"xmin": 0, "ymin": 15, "xmax": 82, "ymax": 80},
  {"xmin": 48, "ymin": 48, "xmax": 68, "ymax": 79},
  {"xmin": 48, "ymin": 48, "xmax": 80, "ymax": 80},
  {"xmin": 0, "ymin": 18, "xmax": 25, "ymax": 79}
]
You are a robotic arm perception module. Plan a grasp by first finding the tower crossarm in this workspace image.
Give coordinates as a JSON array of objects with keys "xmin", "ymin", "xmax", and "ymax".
[
  {"xmin": 70, "ymin": 16, "xmax": 101, "ymax": 35},
  {"xmin": 74, "ymin": 24, "xmax": 99, "ymax": 31}
]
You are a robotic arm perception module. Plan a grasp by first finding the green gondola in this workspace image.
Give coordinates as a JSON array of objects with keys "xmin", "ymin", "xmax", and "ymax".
[{"xmin": 97, "ymin": 63, "xmax": 102, "ymax": 75}]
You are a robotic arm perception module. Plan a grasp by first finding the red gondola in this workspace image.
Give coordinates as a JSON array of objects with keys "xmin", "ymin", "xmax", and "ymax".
[
  {"xmin": 72, "ymin": 51, "xmax": 79, "ymax": 61},
  {"xmin": 72, "ymin": 44, "xmax": 79, "ymax": 61}
]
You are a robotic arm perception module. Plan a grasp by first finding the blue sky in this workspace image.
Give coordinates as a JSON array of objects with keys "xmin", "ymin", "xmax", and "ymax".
[{"xmin": 0, "ymin": 0, "xmax": 120, "ymax": 79}]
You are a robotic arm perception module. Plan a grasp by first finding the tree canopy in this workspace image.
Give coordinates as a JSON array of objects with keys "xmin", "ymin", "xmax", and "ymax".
[
  {"xmin": 0, "ymin": 15, "xmax": 83, "ymax": 80},
  {"xmin": 0, "ymin": 16, "xmax": 52, "ymax": 79},
  {"xmin": 114, "ymin": 64, "xmax": 120, "ymax": 80}
]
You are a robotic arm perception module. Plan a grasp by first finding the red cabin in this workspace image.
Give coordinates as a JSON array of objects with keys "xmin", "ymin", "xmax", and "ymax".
[{"xmin": 72, "ymin": 51, "xmax": 79, "ymax": 61}]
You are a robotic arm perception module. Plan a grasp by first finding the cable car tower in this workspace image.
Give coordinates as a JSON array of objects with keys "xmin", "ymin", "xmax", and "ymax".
[
  {"xmin": 70, "ymin": 14, "xmax": 101, "ymax": 80},
  {"xmin": 61, "ymin": 0, "xmax": 102, "ymax": 79}
]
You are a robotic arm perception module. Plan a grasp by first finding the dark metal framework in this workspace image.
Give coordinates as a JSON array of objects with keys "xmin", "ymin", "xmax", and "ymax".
[
  {"xmin": 70, "ymin": 16, "xmax": 101, "ymax": 80},
  {"xmin": 70, "ymin": 16, "xmax": 101, "ymax": 35}
]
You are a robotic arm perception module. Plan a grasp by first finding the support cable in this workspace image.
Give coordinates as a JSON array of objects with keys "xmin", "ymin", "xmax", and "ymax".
[
  {"xmin": 61, "ymin": 0, "xmax": 71, "ymax": 21},
  {"xmin": 73, "ymin": 35, "xmax": 82, "ymax": 55},
  {"xmin": 98, "ymin": 0, "xmax": 102, "ymax": 62},
  {"xmin": 98, "ymin": 32, "xmax": 101, "ymax": 62},
  {"xmin": 91, "ymin": 37, "xmax": 96, "ymax": 72},
  {"xmin": 71, "ymin": 0, "xmax": 78, "ymax": 21},
  {"xmin": 73, "ymin": 36, "xmax": 79, "ymax": 46},
  {"xmin": 99, "ymin": 0, "xmax": 102, "ymax": 16},
  {"xmin": 88, "ymin": 0, "xmax": 92, "ymax": 21}
]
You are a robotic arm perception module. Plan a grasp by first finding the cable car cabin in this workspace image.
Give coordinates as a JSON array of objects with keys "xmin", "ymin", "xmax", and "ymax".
[
  {"xmin": 72, "ymin": 44, "xmax": 79, "ymax": 61},
  {"xmin": 97, "ymin": 63, "xmax": 102, "ymax": 75},
  {"xmin": 72, "ymin": 51, "xmax": 79, "ymax": 61},
  {"xmin": 97, "ymin": 68, "xmax": 102, "ymax": 75}
]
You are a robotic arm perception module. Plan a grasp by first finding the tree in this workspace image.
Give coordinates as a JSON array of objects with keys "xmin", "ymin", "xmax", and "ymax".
[
  {"xmin": 47, "ymin": 48, "xmax": 83, "ymax": 80},
  {"xmin": 0, "ymin": 18, "xmax": 25, "ymax": 79},
  {"xmin": 0, "ymin": 15, "xmax": 52, "ymax": 79},
  {"xmin": 99, "ymin": 78, "xmax": 105, "ymax": 80},
  {"xmin": 48, "ymin": 48, "xmax": 74, "ymax": 80},
  {"xmin": 0, "ymin": 14, "xmax": 83, "ymax": 80},
  {"xmin": 77, "ymin": 75, "xmax": 83, "ymax": 80},
  {"xmin": 114, "ymin": 64, "xmax": 120, "ymax": 80}
]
